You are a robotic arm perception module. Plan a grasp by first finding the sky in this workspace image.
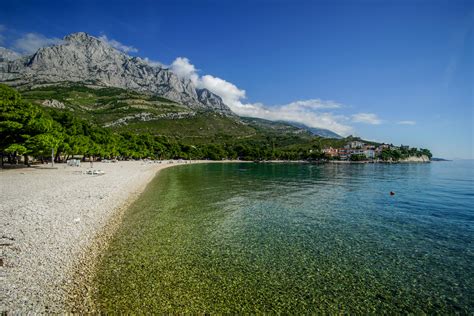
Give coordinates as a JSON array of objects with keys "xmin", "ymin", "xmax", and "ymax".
[{"xmin": 0, "ymin": 0, "xmax": 473, "ymax": 159}]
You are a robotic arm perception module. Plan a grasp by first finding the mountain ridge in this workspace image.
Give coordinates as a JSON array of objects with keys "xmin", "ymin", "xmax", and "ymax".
[{"xmin": 0, "ymin": 32, "xmax": 233, "ymax": 115}]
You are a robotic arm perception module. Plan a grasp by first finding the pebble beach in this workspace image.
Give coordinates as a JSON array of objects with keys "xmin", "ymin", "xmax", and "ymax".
[{"xmin": 0, "ymin": 160, "xmax": 202, "ymax": 313}]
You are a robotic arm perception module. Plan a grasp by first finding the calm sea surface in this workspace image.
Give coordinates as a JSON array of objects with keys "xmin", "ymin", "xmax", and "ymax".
[{"xmin": 93, "ymin": 161, "xmax": 474, "ymax": 313}]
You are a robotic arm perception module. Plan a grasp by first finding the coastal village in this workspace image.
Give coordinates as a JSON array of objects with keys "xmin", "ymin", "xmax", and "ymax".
[{"xmin": 321, "ymin": 140, "xmax": 430, "ymax": 162}]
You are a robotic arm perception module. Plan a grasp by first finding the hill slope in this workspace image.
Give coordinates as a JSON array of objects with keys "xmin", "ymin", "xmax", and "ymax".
[
  {"xmin": 284, "ymin": 121, "xmax": 342, "ymax": 139},
  {"xmin": 19, "ymin": 84, "xmax": 319, "ymax": 145}
]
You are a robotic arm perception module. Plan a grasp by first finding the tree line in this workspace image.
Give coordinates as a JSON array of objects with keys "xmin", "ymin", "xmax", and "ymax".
[{"xmin": 380, "ymin": 147, "xmax": 432, "ymax": 161}]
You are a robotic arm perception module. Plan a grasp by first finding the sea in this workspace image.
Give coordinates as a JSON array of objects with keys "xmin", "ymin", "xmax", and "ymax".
[{"xmin": 92, "ymin": 160, "xmax": 473, "ymax": 313}]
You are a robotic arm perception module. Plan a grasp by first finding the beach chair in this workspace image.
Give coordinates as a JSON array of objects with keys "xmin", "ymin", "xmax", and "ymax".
[{"xmin": 67, "ymin": 159, "xmax": 80, "ymax": 167}]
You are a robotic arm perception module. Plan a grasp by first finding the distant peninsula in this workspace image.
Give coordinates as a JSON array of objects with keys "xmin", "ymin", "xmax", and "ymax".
[{"xmin": 431, "ymin": 158, "xmax": 451, "ymax": 162}]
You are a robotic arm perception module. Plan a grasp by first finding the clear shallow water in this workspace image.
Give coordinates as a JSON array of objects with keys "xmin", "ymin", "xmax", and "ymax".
[{"xmin": 93, "ymin": 161, "xmax": 474, "ymax": 313}]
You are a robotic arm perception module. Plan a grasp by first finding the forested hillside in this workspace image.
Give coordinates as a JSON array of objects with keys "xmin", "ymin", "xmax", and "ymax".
[{"xmin": 0, "ymin": 84, "xmax": 353, "ymax": 165}]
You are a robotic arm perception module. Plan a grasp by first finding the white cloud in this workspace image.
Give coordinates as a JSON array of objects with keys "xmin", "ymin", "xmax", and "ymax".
[
  {"xmin": 234, "ymin": 102, "xmax": 353, "ymax": 136},
  {"xmin": 282, "ymin": 99, "xmax": 342, "ymax": 110},
  {"xmin": 98, "ymin": 35, "xmax": 138, "ymax": 53},
  {"xmin": 397, "ymin": 120, "xmax": 416, "ymax": 125},
  {"xmin": 12, "ymin": 33, "xmax": 63, "ymax": 54},
  {"xmin": 170, "ymin": 57, "xmax": 199, "ymax": 84},
  {"xmin": 170, "ymin": 58, "xmax": 247, "ymax": 108},
  {"xmin": 199, "ymin": 74, "xmax": 246, "ymax": 104},
  {"xmin": 352, "ymin": 113, "xmax": 382, "ymax": 125},
  {"xmin": 168, "ymin": 57, "xmax": 352, "ymax": 135},
  {"xmin": 141, "ymin": 57, "xmax": 165, "ymax": 68}
]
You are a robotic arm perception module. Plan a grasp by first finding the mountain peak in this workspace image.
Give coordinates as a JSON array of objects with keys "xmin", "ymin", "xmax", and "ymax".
[
  {"xmin": 63, "ymin": 32, "xmax": 96, "ymax": 43},
  {"xmin": 62, "ymin": 32, "xmax": 107, "ymax": 49},
  {"xmin": 196, "ymin": 88, "xmax": 233, "ymax": 115},
  {"xmin": 0, "ymin": 31, "xmax": 234, "ymax": 115}
]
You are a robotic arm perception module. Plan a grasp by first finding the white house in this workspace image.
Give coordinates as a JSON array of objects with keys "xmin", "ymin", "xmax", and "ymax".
[
  {"xmin": 364, "ymin": 149, "xmax": 375, "ymax": 159},
  {"xmin": 346, "ymin": 141, "xmax": 364, "ymax": 149}
]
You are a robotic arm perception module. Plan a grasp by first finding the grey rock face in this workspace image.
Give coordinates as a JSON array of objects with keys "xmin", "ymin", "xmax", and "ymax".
[
  {"xmin": 104, "ymin": 111, "xmax": 196, "ymax": 128},
  {"xmin": 0, "ymin": 32, "xmax": 233, "ymax": 115},
  {"xmin": 41, "ymin": 99, "xmax": 66, "ymax": 109},
  {"xmin": 197, "ymin": 88, "xmax": 234, "ymax": 115},
  {"xmin": 0, "ymin": 47, "xmax": 21, "ymax": 62}
]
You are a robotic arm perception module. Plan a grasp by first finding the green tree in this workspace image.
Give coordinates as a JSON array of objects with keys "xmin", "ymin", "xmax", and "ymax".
[
  {"xmin": 0, "ymin": 85, "xmax": 62, "ymax": 166},
  {"xmin": 350, "ymin": 154, "xmax": 366, "ymax": 161}
]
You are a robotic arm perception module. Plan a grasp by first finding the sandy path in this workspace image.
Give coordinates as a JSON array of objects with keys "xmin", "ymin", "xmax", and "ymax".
[{"xmin": 0, "ymin": 160, "xmax": 205, "ymax": 312}]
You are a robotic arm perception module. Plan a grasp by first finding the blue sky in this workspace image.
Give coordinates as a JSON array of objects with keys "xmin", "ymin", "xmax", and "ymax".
[{"xmin": 0, "ymin": 0, "xmax": 473, "ymax": 158}]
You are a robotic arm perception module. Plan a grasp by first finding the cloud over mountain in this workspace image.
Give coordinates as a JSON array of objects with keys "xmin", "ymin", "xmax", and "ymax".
[
  {"xmin": 98, "ymin": 35, "xmax": 138, "ymax": 53},
  {"xmin": 12, "ymin": 32, "xmax": 63, "ymax": 54},
  {"xmin": 170, "ymin": 57, "xmax": 199, "ymax": 84}
]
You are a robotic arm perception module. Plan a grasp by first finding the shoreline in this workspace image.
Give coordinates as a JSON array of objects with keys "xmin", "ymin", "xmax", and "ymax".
[
  {"xmin": 65, "ymin": 161, "xmax": 181, "ymax": 312},
  {"xmin": 0, "ymin": 160, "xmax": 240, "ymax": 313},
  {"xmin": 64, "ymin": 159, "xmax": 249, "ymax": 312}
]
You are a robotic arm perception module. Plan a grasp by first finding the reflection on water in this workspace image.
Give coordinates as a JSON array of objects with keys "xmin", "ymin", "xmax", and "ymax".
[{"xmin": 93, "ymin": 161, "xmax": 474, "ymax": 313}]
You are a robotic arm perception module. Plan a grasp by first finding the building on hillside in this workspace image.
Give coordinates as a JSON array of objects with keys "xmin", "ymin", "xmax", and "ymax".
[
  {"xmin": 345, "ymin": 141, "xmax": 364, "ymax": 149},
  {"xmin": 364, "ymin": 149, "xmax": 375, "ymax": 159},
  {"xmin": 323, "ymin": 147, "xmax": 339, "ymax": 157},
  {"xmin": 338, "ymin": 148, "xmax": 351, "ymax": 160},
  {"xmin": 324, "ymin": 143, "xmax": 387, "ymax": 160},
  {"xmin": 351, "ymin": 149, "xmax": 365, "ymax": 156}
]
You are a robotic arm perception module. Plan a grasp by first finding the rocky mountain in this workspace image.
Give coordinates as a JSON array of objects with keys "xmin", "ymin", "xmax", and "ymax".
[
  {"xmin": 0, "ymin": 32, "xmax": 233, "ymax": 115},
  {"xmin": 0, "ymin": 47, "xmax": 21, "ymax": 62},
  {"xmin": 196, "ymin": 88, "xmax": 232, "ymax": 114}
]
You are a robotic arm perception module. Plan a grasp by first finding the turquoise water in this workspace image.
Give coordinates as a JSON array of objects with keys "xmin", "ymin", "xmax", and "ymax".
[{"xmin": 93, "ymin": 161, "xmax": 474, "ymax": 313}]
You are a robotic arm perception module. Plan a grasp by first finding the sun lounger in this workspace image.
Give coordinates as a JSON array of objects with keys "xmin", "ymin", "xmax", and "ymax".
[
  {"xmin": 84, "ymin": 169, "xmax": 105, "ymax": 175},
  {"xmin": 67, "ymin": 159, "xmax": 81, "ymax": 167}
]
